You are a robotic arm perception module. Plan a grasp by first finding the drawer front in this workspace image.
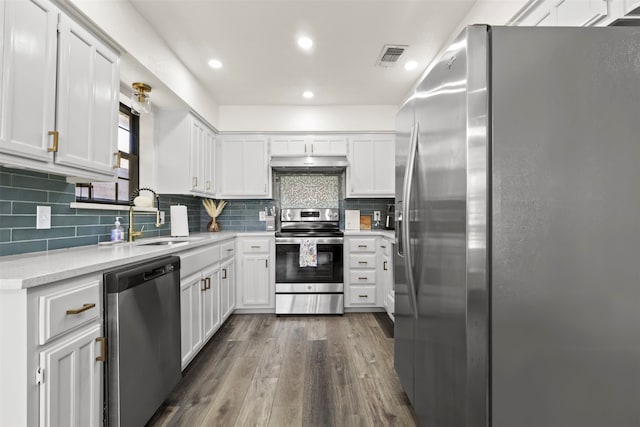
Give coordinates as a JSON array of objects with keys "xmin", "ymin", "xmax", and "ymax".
[
  {"xmin": 349, "ymin": 254, "xmax": 376, "ymax": 269},
  {"xmin": 349, "ymin": 238, "xmax": 376, "ymax": 253},
  {"xmin": 349, "ymin": 270, "xmax": 376, "ymax": 285},
  {"xmin": 348, "ymin": 285, "xmax": 377, "ymax": 305},
  {"xmin": 220, "ymin": 240, "xmax": 235, "ymax": 259},
  {"xmin": 180, "ymin": 244, "xmax": 220, "ymax": 278},
  {"xmin": 39, "ymin": 280, "xmax": 101, "ymax": 345},
  {"xmin": 379, "ymin": 240, "xmax": 392, "ymax": 257},
  {"xmin": 242, "ymin": 239, "xmax": 270, "ymax": 253}
]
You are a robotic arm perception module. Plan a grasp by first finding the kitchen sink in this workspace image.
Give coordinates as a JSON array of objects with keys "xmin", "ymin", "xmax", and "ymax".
[
  {"xmin": 135, "ymin": 237, "xmax": 202, "ymax": 246},
  {"xmin": 136, "ymin": 240, "xmax": 190, "ymax": 246}
]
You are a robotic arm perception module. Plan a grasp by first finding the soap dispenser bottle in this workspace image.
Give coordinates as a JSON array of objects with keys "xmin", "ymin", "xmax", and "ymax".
[{"xmin": 111, "ymin": 217, "xmax": 124, "ymax": 242}]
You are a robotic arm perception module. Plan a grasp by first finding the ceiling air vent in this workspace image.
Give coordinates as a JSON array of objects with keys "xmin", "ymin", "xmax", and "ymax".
[{"xmin": 376, "ymin": 44, "xmax": 408, "ymax": 67}]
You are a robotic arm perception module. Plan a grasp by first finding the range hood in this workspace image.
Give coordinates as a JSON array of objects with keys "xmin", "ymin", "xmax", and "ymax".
[{"xmin": 270, "ymin": 156, "xmax": 348, "ymax": 172}]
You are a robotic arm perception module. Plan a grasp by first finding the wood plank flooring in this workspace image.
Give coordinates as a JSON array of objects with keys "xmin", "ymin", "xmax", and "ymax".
[{"xmin": 147, "ymin": 313, "xmax": 417, "ymax": 427}]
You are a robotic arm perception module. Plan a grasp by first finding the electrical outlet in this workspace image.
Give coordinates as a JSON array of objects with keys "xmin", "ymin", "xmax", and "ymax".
[
  {"xmin": 37, "ymin": 206, "xmax": 51, "ymax": 229},
  {"xmin": 159, "ymin": 211, "xmax": 165, "ymax": 225},
  {"xmin": 373, "ymin": 211, "xmax": 381, "ymax": 221},
  {"xmin": 259, "ymin": 211, "xmax": 266, "ymax": 221}
]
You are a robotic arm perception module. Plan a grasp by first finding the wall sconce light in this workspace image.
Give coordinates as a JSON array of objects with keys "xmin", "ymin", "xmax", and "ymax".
[{"xmin": 131, "ymin": 82, "xmax": 152, "ymax": 115}]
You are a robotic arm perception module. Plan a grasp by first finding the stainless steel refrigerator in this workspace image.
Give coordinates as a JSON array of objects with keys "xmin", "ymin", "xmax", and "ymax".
[{"xmin": 394, "ymin": 25, "xmax": 640, "ymax": 427}]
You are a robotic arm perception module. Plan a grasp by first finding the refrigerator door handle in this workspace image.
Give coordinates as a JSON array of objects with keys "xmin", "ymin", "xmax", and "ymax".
[{"xmin": 402, "ymin": 122, "xmax": 419, "ymax": 319}]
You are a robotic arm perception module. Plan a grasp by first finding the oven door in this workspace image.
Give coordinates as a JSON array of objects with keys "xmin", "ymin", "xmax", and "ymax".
[{"xmin": 275, "ymin": 237, "xmax": 343, "ymax": 287}]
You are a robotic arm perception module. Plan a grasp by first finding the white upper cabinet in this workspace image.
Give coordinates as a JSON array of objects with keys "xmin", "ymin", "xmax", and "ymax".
[
  {"xmin": 270, "ymin": 135, "xmax": 307, "ymax": 156},
  {"xmin": 156, "ymin": 111, "xmax": 216, "ymax": 197},
  {"xmin": 347, "ymin": 134, "xmax": 395, "ymax": 197},
  {"xmin": 0, "ymin": 0, "xmax": 58, "ymax": 163},
  {"xmin": 0, "ymin": 0, "xmax": 119, "ymax": 181},
  {"xmin": 55, "ymin": 14, "xmax": 119, "ymax": 177},
  {"xmin": 514, "ymin": 0, "xmax": 610, "ymax": 26},
  {"xmin": 270, "ymin": 135, "xmax": 347, "ymax": 157},
  {"xmin": 309, "ymin": 135, "xmax": 348, "ymax": 156},
  {"xmin": 218, "ymin": 135, "xmax": 270, "ymax": 198},
  {"xmin": 623, "ymin": 0, "xmax": 640, "ymax": 14}
]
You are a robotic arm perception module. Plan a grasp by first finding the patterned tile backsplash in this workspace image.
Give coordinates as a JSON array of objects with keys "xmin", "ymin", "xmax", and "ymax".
[
  {"xmin": 280, "ymin": 175, "xmax": 340, "ymax": 208},
  {"xmin": 0, "ymin": 166, "xmax": 394, "ymax": 256}
]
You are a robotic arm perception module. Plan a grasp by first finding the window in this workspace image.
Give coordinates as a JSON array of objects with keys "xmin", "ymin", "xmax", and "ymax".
[{"xmin": 75, "ymin": 103, "xmax": 139, "ymax": 205}]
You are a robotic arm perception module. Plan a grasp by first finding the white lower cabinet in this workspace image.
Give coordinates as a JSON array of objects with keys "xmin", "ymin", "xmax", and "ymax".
[
  {"xmin": 180, "ymin": 271, "xmax": 204, "ymax": 368},
  {"xmin": 379, "ymin": 237, "xmax": 395, "ymax": 321},
  {"xmin": 179, "ymin": 240, "xmax": 235, "ymax": 369},
  {"xmin": 235, "ymin": 237, "xmax": 275, "ymax": 310},
  {"xmin": 202, "ymin": 267, "xmax": 221, "ymax": 341},
  {"xmin": 39, "ymin": 324, "xmax": 102, "ymax": 427},
  {"xmin": 0, "ymin": 273, "xmax": 105, "ymax": 427},
  {"xmin": 345, "ymin": 234, "xmax": 395, "ymax": 312},
  {"xmin": 220, "ymin": 257, "xmax": 235, "ymax": 320},
  {"xmin": 345, "ymin": 237, "xmax": 379, "ymax": 308}
]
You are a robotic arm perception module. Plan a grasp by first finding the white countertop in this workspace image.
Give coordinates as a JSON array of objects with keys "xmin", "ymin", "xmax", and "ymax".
[
  {"xmin": 0, "ymin": 231, "xmax": 274, "ymax": 290},
  {"xmin": 343, "ymin": 229, "xmax": 396, "ymax": 239}
]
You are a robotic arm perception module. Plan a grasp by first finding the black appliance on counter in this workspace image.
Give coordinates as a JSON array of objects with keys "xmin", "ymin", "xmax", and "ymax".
[
  {"xmin": 384, "ymin": 204, "xmax": 395, "ymax": 230},
  {"xmin": 275, "ymin": 208, "xmax": 344, "ymax": 314}
]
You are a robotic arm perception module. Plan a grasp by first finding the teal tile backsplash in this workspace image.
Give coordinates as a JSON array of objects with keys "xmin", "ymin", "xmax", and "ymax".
[
  {"xmin": 1, "ymin": 166, "xmax": 394, "ymax": 256},
  {"xmin": 0, "ymin": 166, "xmax": 202, "ymax": 256}
]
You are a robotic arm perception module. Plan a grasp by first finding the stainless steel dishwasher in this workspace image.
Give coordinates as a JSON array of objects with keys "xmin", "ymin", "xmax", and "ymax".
[{"xmin": 103, "ymin": 256, "xmax": 181, "ymax": 427}]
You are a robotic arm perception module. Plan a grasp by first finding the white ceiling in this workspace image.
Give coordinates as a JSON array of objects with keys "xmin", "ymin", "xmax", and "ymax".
[{"xmin": 128, "ymin": 0, "xmax": 479, "ymax": 106}]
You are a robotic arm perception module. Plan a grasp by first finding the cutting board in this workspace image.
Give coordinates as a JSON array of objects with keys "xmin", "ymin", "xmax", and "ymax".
[{"xmin": 360, "ymin": 215, "xmax": 372, "ymax": 230}]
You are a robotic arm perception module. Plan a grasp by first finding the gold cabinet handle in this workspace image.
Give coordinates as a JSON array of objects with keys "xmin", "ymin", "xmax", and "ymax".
[
  {"xmin": 222, "ymin": 268, "xmax": 227, "ymax": 279},
  {"xmin": 358, "ymin": 245, "xmax": 367, "ymax": 248},
  {"xmin": 358, "ymin": 277, "xmax": 368, "ymax": 280},
  {"xmin": 206, "ymin": 277, "xmax": 211, "ymax": 290},
  {"xmin": 251, "ymin": 245, "xmax": 260, "ymax": 248},
  {"xmin": 383, "ymin": 260, "xmax": 388, "ymax": 271},
  {"xmin": 358, "ymin": 261, "xmax": 368, "ymax": 264},
  {"xmin": 206, "ymin": 180, "xmax": 211, "ymax": 191},
  {"xmin": 192, "ymin": 177, "xmax": 198, "ymax": 188},
  {"xmin": 113, "ymin": 151, "xmax": 121, "ymax": 168},
  {"xmin": 47, "ymin": 131, "xmax": 59, "ymax": 152},
  {"xmin": 96, "ymin": 337, "xmax": 107, "ymax": 362},
  {"xmin": 358, "ymin": 294, "xmax": 368, "ymax": 298},
  {"xmin": 66, "ymin": 303, "xmax": 96, "ymax": 315},
  {"xmin": 201, "ymin": 278, "xmax": 207, "ymax": 291}
]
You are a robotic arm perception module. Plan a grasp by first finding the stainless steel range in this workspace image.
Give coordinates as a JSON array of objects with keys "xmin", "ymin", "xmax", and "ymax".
[{"xmin": 275, "ymin": 208, "xmax": 344, "ymax": 314}]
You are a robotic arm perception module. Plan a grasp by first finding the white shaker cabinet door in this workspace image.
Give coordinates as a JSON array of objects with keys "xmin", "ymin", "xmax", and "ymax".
[
  {"xmin": 55, "ymin": 14, "xmax": 119, "ymax": 178},
  {"xmin": 218, "ymin": 135, "xmax": 270, "ymax": 198},
  {"xmin": 180, "ymin": 273, "xmax": 204, "ymax": 368},
  {"xmin": 310, "ymin": 135, "xmax": 348, "ymax": 156},
  {"xmin": 347, "ymin": 135, "xmax": 395, "ymax": 197},
  {"xmin": 39, "ymin": 324, "xmax": 102, "ymax": 427},
  {"xmin": 0, "ymin": 0, "xmax": 58, "ymax": 162},
  {"xmin": 220, "ymin": 258, "xmax": 235, "ymax": 320}
]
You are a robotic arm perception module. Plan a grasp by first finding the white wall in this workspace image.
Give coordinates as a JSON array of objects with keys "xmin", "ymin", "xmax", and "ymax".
[{"xmin": 219, "ymin": 105, "xmax": 398, "ymax": 132}]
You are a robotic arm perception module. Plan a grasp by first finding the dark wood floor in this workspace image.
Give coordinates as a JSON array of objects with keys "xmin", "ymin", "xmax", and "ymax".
[{"xmin": 147, "ymin": 313, "xmax": 417, "ymax": 427}]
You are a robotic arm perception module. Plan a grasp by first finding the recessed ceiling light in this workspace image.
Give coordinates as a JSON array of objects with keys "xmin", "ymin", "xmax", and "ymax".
[
  {"xmin": 208, "ymin": 59, "xmax": 223, "ymax": 69},
  {"xmin": 302, "ymin": 91, "xmax": 314, "ymax": 99},
  {"xmin": 297, "ymin": 36, "xmax": 313, "ymax": 50},
  {"xmin": 404, "ymin": 61, "xmax": 418, "ymax": 71}
]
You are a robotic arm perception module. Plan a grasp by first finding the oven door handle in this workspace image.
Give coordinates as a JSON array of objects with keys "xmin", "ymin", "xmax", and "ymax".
[{"xmin": 275, "ymin": 237, "xmax": 343, "ymax": 245}]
